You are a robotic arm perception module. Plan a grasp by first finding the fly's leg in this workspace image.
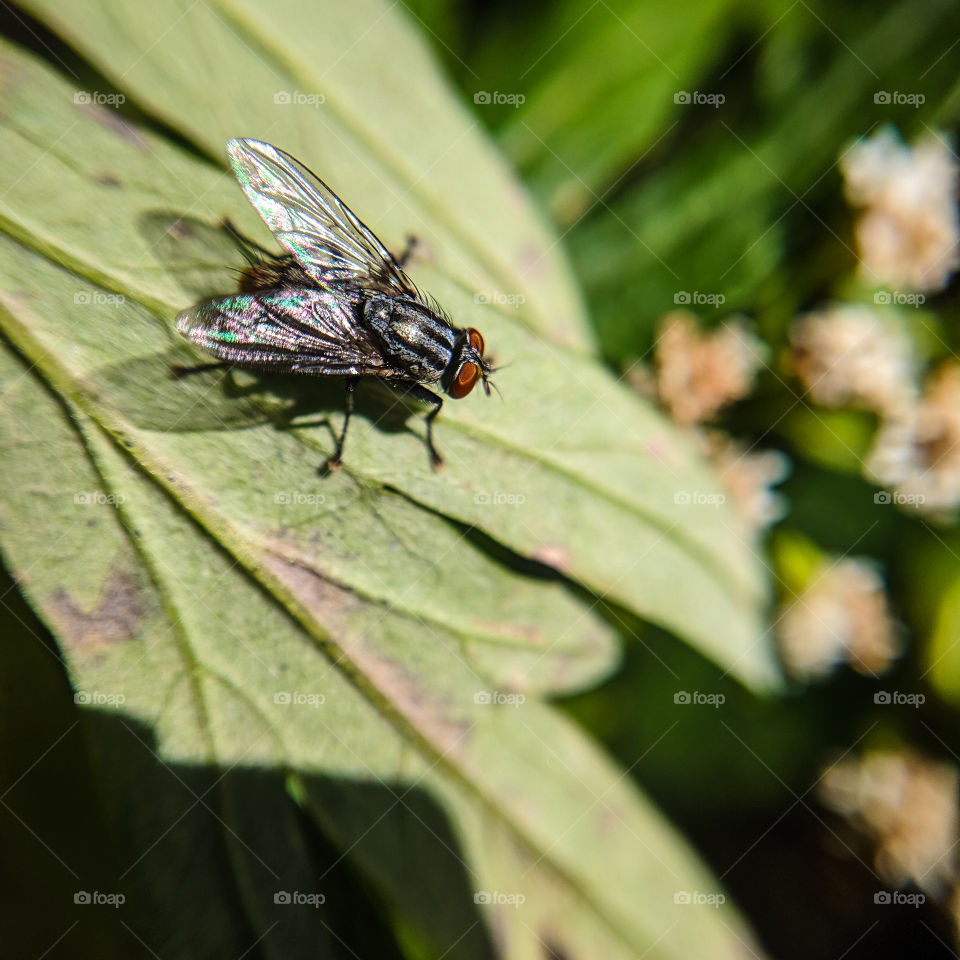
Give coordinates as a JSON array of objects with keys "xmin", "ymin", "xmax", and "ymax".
[
  {"xmin": 394, "ymin": 234, "xmax": 418, "ymax": 269},
  {"xmin": 170, "ymin": 360, "xmax": 232, "ymax": 378},
  {"xmin": 328, "ymin": 376, "xmax": 359, "ymax": 471},
  {"xmin": 389, "ymin": 380, "xmax": 445, "ymax": 470}
]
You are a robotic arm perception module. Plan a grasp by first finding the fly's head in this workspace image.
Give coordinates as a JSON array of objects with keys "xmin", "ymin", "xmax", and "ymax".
[{"xmin": 443, "ymin": 327, "xmax": 494, "ymax": 399}]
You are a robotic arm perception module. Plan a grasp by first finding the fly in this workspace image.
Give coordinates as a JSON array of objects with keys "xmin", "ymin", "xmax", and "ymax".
[{"xmin": 175, "ymin": 138, "xmax": 494, "ymax": 469}]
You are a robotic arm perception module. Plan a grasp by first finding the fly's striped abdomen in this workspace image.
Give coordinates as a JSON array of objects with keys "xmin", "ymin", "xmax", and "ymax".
[{"xmin": 363, "ymin": 295, "xmax": 456, "ymax": 382}]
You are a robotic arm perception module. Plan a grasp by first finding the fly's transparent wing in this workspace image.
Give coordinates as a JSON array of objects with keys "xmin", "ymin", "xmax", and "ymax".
[
  {"xmin": 227, "ymin": 138, "xmax": 418, "ymax": 301},
  {"xmin": 176, "ymin": 287, "xmax": 392, "ymax": 377}
]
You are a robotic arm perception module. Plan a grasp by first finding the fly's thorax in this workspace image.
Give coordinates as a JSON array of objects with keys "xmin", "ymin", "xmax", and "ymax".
[{"xmin": 363, "ymin": 295, "xmax": 455, "ymax": 381}]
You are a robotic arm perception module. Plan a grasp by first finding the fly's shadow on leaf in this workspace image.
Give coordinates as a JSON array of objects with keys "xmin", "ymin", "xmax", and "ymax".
[
  {"xmin": 74, "ymin": 707, "xmax": 497, "ymax": 960},
  {"xmin": 94, "ymin": 347, "xmax": 432, "ymax": 441},
  {"xmin": 138, "ymin": 210, "xmax": 252, "ymax": 302},
  {"xmin": 93, "ymin": 346, "xmax": 282, "ymax": 431}
]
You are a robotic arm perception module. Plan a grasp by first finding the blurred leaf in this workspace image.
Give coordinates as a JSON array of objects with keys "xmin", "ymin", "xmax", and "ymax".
[
  {"xmin": 778, "ymin": 407, "xmax": 877, "ymax": 475},
  {"xmin": 563, "ymin": 0, "xmax": 960, "ymax": 361},
  {"xmin": 926, "ymin": 578, "xmax": 960, "ymax": 707},
  {"xmin": 482, "ymin": 0, "xmax": 763, "ymax": 211},
  {"xmin": 770, "ymin": 529, "xmax": 826, "ymax": 596},
  {"xmin": 902, "ymin": 531, "xmax": 960, "ymax": 709}
]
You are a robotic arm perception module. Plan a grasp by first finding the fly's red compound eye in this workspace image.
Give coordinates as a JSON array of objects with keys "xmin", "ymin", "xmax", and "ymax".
[
  {"xmin": 467, "ymin": 328, "xmax": 485, "ymax": 355},
  {"xmin": 449, "ymin": 360, "xmax": 480, "ymax": 398}
]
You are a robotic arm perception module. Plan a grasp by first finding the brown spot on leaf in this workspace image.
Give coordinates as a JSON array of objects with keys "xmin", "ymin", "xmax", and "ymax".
[
  {"xmin": 167, "ymin": 218, "xmax": 194, "ymax": 240},
  {"xmin": 48, "ymin": 567, "xmax": 146, "ymax": 648},
  {"xmin": 531, "ymin": 544, "xmax": 569, "ymax": 572},
  {"xmin": 96, "ymin": 173, "xmax": 122, "ymax": 188},
  {"xmin": 76, "ymin": 103, "xmax": 148, "ymax": 151},
  {"xmin": 263, "ymin": 551, "xmax": 472, "ymax": 751}
]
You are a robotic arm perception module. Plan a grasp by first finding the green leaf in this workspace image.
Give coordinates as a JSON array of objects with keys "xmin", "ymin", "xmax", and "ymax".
[
  {"xmin": 902, "ymin": 531, "xmax": 960, "ymax": 709},
  {"xmin": 0, "ymin": 337, "xmax": 762, "ymax": 958},
  {"xmin": 778, "ymin": 407, "xmax": 877, "ymax": 475},
  {"xmin": 0, "ymin": 6, "xmax": 776, "ymax": 955},
  {"xmin": 0, "ymin": 32, "xmax": 776, "ymax": 687},
  {"xmin": 492, "ymin": 0, "xmax": 751, "ymax": 214}
]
